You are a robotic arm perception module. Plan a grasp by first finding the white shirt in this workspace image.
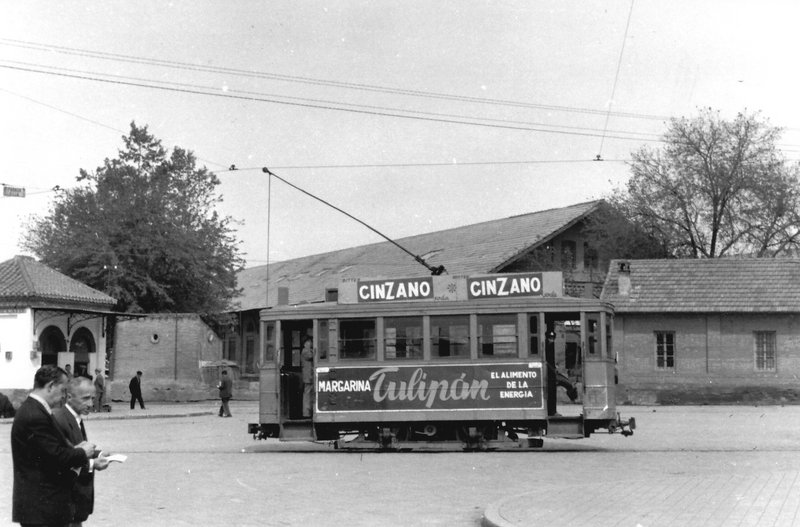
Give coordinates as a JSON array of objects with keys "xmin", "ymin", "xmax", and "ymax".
[
  {"xmin": 29, "ymin": 393, "xmax": 53, "ymax": 414},
  {"xmin": 65, "ymin": 403, "xmax": 95, "ymax": 472}
]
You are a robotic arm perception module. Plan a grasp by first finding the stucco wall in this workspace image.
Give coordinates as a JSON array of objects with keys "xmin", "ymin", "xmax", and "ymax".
[{"xmin": 615, "ymin": 313, "xmax": 800, "ymax": 404}]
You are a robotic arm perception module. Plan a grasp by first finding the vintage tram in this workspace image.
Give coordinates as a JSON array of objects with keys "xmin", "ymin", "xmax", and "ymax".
[{"xmin": 248, "ymin": 271, "xmax": 635, "ymax": 450}]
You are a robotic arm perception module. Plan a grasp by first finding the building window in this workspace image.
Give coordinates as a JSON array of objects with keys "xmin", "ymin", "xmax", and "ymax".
[
  {"xmin": 225, "ymin": 336, "xmax": 237, "ymax": 363},
  {"xmin": 430, "ymin": 315, "xmax": 469, "ymax": 358},
  {"xmin": 561, "ymin": 240, "xmax": 577, "ymax": 269},
  {"xmin": 245, "ymin": 336, "xmax": 256, "ymax": 374},
  {"xmin": 655, "ymin": 331, "xmax": 675, "ymax": 369},
  {"xmin": 477, "ymin": 314, "xmax": 518, "ymax": 357},
  {"xmin": 754, "ymin": 331, "xmax": 776, "ymax": 371},
  {"xmin": 583, "ymin": 242, "xmax": 598, "ymax": 270},
  {"xmin": 339, "ymin": 319, "xmax": 376, "ymax": 360},
  {"xmin": 384, "ymin": 317, "xmax": 423, "ymax": 359}
]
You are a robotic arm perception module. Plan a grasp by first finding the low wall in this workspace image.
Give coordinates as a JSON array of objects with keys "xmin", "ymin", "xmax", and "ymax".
[{"xmin": 618, "ymin": 383, "xmax": 800, "ymax": 405}]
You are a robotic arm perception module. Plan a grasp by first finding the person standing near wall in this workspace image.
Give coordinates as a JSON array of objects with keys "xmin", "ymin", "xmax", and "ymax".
[
  {"xmin": 217, "ymin": 370, "xmax": 233, "ymax": 417},
  {"xmin": 93, "ymin": 368, "xmax": 105, "ymax": 412},
  {"xmin": 129, "ymin": 371, "xmax": 145, "ymax": 410}
]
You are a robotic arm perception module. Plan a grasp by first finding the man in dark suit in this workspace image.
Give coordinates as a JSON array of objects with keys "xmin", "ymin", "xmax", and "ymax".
[
  {"xmin": 54, "ymin": 377, "xmax": 111, "ymax": 526},
  {"xmin": 217, "ymin": 370, "xmax": 233, "ymax": 417},
  {"xmin": 129, "ymin": 371, "xmax": 145, "ymax": 409},
  {"xmin": 11, "ymin": 365, "xmax": 97, "ymax": 526}
]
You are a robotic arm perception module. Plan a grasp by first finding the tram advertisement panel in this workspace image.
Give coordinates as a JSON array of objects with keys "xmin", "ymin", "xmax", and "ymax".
[{"xmin": 316, "ymin": 362, "xmax": 543, "ymax": 412}]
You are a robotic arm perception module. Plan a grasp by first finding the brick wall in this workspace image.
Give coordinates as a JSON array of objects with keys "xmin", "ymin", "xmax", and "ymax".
[
  {"xmin": 111, "ymin": 314, "xmax": 226, "ymax": 402},
  {"xmin": 615, "ymin": 313, "xmax": 800, "ymax": 404}
]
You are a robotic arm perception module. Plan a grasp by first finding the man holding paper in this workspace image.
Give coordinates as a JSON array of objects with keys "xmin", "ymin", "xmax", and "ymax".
[
  {"xmin": 53, "ymin": 377, "xmax": 113, "ymax": 526},
  {"xmin": 11, "ymin": 365, "xmax": 96, "ymax": 526}
]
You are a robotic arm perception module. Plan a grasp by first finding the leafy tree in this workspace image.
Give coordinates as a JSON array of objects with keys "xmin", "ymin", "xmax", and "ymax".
[
  {"xmin": 23, "ymin": 123, "xmax": 244, "ymax": 313},
  {"xmin": 620, "ymin": 108, "xmax": 800, "ymax": 258},
  {"xmin": 581, "ymin": 200, "xmax": 671, "ymax": 264}
]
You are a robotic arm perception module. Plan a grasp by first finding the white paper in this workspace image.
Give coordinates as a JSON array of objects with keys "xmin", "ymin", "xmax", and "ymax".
[{"xmin": 106, "ymin": 453, "xmax": 127, "ymax": 463}]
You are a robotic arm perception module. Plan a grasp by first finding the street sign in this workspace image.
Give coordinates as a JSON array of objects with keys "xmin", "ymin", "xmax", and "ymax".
[{"xmin": 2, "ymin": 185, "xmax": 25, "ymax": 198}]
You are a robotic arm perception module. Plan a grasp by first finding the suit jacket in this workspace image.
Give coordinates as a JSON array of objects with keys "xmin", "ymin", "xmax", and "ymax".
[
  {"xmin": 53, "ymin": 407, "xmax": 95, "ymax": 522},
  {"xmin": 219, "ymin": 376, "xmax": 233, "ymax": 399},
  {"xmin": 11, "ymin": 396, "xmax": 88, "ymax": 524},
  {"xmin": 129, "ymin": 375, "xmax": 141, "ymax": 396}
]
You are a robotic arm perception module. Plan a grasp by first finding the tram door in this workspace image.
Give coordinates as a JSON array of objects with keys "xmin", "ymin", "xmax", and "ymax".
[
  {"xmin": 582, "ymin": 312, "xmax": 615, "ymax": 420},
  {"xmin": 258, "ymin": 321, "xmax": 279, "ymax": 425},
  {"xmin": 280, "ymin": 321, "xmax": 313, "ymax": 420}
]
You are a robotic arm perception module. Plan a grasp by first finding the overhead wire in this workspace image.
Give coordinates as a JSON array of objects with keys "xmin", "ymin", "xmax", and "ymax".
[
  {"xmin": 0, "ymin": 37, "xmax": 672, "ymax": 122},
  {"xmin": 598, "ymin": 0, "xmax": 636, "ymax": 160},
  {"xmin": 0, "ymin": 61, "xmax": 664, "ymax": 143}
]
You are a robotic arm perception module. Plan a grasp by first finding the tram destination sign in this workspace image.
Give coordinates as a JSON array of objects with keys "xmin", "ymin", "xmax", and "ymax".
[
  {"xmin": 356, "ymin": 276, "xmax": 433, "ymax": 302},
  {"xmin": 338, "ymin": 272, "xmax": 563, "ymax": 303},
  {"xmin": 316, "ymin": 362, "xmax": 543, "ymax": 412},
  {"xmin": 467, "ymin": 272, "xmax": 543, "ymax": 300}
]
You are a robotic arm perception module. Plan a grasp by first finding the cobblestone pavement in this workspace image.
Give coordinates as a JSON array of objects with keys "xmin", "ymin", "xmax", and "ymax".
[{"xmin": 2, "ymin": 403, "xmax": 800, "ymax": 526}]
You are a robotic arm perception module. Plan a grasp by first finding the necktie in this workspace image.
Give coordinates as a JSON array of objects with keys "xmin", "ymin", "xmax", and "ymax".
[{"xmin": 80, "ymin": 419, "xmax": 87, "ymax": 441}]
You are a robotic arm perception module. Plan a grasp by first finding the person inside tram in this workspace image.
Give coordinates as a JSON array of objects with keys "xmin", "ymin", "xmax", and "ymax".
[
  {"xmin": 546, "ymin": 330, "xmax": 579, "ymax": 412},
  {"xmin": 301, "ymin": 337, "xmax": 315, "ymax": 418},
  {"xmin": 545, "ymin": 330, "xmax": 558, "ymax": 416}
]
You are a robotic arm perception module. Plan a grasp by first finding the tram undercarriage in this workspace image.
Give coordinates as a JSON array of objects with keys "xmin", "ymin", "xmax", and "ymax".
[{"xmin": 249, "ymin": 414, "xmax": 635, "ymax": 451}]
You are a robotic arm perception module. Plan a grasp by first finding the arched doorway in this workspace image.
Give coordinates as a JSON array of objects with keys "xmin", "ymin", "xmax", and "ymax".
[
  {"xmin": 39, "ymin": 326, "xmax": 66, "ymax": 366},
  {"xmin": 70, "ymin": 327, "xmax": 96, "ymax": 378}
]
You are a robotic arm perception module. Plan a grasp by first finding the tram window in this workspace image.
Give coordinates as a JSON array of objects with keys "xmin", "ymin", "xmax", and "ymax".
[
  {"xmin": 477, "ymin": 314, "xmax": 518, "ymax": 357},
  {"xmin": 384, "ymin": 317, "xmax": 423, "ymax": 359},
  {"xmin": 264, "ymin": 322, "xmax": 276, "ymax": 361},
  {"xmin": 588, "ymin": 319, "xmax": 598, "ymax": 355},
  {"xmin": 529, "ymin": 316, "xmax": 539, "ymax": 355},
  {"xmin": 430, "ymin": 315, "xmax": 469, "ymax": 358},
  {"xmin": 318, "ymin": 320, "xmax": 329, "ymax": 360},
  {"xmin": 339, "ymin": 319, "xmax": 376, "ymax": 360}
]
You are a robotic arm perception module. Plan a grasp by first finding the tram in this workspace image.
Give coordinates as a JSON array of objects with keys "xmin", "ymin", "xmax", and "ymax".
[{"xmin": 248, "ymin": 271, "xmax": 635, "ymax": 450}]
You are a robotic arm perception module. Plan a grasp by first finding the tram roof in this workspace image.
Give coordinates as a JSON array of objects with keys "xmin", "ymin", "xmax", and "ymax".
[
  {"xmin": 235, "ymin": 200, "xmax": 603, "ymax": 311},
  {"xmin": 259, "ymin": 295, "xmax": 614, "ymax": 319},
  {"xmin": 603, "ymin": 258, "xmax": 800, "ymax": 313}
]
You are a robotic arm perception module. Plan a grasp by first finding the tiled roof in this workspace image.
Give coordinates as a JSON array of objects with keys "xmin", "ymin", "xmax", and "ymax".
[
  {"xmin": 0, "ymin": 256, "xmax": 116, "ymax": 307},
  {"xmin": 601, "ymin": 258, "xmax": 800, "ymax": 313},
  {"xmin": 235, "ymin": 200, "xmax": 602, "ymax": 310}
]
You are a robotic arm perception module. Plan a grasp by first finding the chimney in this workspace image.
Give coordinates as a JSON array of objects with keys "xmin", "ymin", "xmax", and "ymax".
[
  {"xmin": 617, "ymin": 261, "xmax": 631, "ymax": 295},
  {"xmin": 277, "ymin": 287, "xmax": 289, "ymax": 306}
]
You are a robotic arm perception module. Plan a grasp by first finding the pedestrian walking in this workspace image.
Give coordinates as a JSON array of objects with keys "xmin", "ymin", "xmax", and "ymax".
[
  {"xmin": 11, "ymin": 365, "xmax": 96, "ymax": 526},
  {"xmin": 93, "ymin": 368, "xmax": 105, "ymax": 412},
  {"xmin": 218, "ymin": 370, "xmax": 233, "ymax": 417},
  {"xmin": 54, "ymin": 377, "xmax": 112, "ymax": 526},
  {"xmin": 129, "ymin": 370, "xmax": 145, "ymax": 409}
]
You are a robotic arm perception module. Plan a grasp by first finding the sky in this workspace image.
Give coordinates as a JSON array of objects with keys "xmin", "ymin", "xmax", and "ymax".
[{"xmin": 1, "ymin": 1, "xmax": 799, "ymax": 269}]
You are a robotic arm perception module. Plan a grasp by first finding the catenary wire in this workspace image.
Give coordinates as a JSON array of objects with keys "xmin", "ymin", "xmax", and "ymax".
[
  {"xmin": 0, "ymin": 60, "xmax": 664, "ymax": 142},
  {"xmin": 0, "ymin": 37, "xmax": 673, "ymax": 121}
]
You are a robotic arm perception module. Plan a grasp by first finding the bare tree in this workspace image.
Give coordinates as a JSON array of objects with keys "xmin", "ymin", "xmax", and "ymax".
[{"xmin": 624, "ymin": 108, "xmax": 800, "ymax": 258}]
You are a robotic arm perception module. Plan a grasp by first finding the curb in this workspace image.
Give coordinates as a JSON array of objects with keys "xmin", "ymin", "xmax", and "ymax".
[
  {"xmin": 87, "ymin": 411, "xmax": 214, "ymax": 421},
  {"xmin": 481, "ymin": 493, "xmax": 528, "ymax": 527},
  {"xmin": 0, "ymin": 411, "xmax": 214, "ymax": 425}
]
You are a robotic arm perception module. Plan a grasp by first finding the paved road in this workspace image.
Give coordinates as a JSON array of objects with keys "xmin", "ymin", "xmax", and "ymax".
[{"xmin": 2, "ymin": 402, "xmax": 800, "ymax": 526}]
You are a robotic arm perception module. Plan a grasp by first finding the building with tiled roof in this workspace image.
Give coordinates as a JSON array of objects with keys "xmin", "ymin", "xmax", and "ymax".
[
  {"xmin": 226, "ymin": 201, "xmax": 609, "ymax": 378},
  {"xmin": 0, "ymin": 256, "xmax": 116, "ymax": 397},
  {"xmin": 602, "ymin": 258, "xmax": 800, "ymax": 404}
]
